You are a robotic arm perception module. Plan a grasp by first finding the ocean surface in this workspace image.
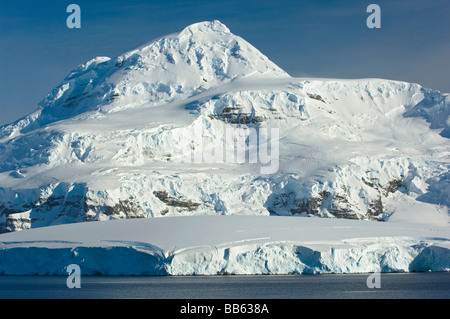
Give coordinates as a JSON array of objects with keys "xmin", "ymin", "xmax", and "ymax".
[{"xmin": 0, "ymin": 272, "xmax": 449, "ymax": 299}]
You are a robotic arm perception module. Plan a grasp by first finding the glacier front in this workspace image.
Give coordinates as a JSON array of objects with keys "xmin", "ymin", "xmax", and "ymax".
[{"xmin": 0, "ymin": 215, "xmax": 448, "ymax": 275}]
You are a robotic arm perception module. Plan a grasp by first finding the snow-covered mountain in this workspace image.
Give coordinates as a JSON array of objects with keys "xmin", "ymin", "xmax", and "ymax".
[{"xmin": 0, "ymin": 20, "xmax": 449, "ymax": 234}]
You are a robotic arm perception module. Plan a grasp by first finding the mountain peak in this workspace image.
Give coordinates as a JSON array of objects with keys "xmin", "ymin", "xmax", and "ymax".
[
  {"xmin": 0, "ymin": 21, "xmax": 288, "ymax": 137},
  {"xmin": 179, "ymin": 20, "xmax": 231, "ymax": 35}
]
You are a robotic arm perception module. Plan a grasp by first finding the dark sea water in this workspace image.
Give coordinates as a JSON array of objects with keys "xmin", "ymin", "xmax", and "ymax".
[{"xmin": 0, "ymin": 272, "xmax": 449, "ymax": 299}]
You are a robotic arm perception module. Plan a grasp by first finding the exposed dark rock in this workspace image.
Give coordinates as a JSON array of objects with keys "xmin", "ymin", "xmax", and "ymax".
[
  {"xmin": 209, "ymin": 112, "xmax": 264, "ymax": 125},
  {"xmin": 1, "ymin": 215, "xmax": 31, "ymax": 233},
  {"xmin": 307, "ymin": 93, "xmax": 326, "ymax": 103},
  {"xmin": 272, "ymin": 192, "xmax": 295, "ymax": 208},
  {"xmin": 206, "ymin": 102, "xmax": 267, "ymax": 124},
  {"xmin": 383, "ymin": 179, "xmax": 403, "ymax": 196},
  {"xmin": 361, "ymin": 177, "xmax": 376, "ymax": 188},
  {"xmin": 329, "ymin": 193, "xmax": 359, "ymax": 220},
  {"xmin": 0, "ymin": 203, "xmax": 33, "ymax": 233},
  {"xmin": 367, "ymin": 196, "xmax": 384, "ymax": 220},
  {"xmin": 291, "ymin": 191, "xmax": 331, "ymax": 215},
  {"xmin": 153, "ymin": 190, "xmax": 201, "ymax": 211},
  {"xmin": 103, "ymin": 197, "xmax": 146, "ymax": 219}
]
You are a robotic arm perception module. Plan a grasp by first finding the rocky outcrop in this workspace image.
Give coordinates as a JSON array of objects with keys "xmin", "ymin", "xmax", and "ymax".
[
  {"xmin": 153, "ymin": 190, "xmax": 201, "ymax": 212},
  {"xmin": 85, "ymin": 196, "xmax": 147, "ymax": 221},
  {"xmin": 290, "ymin": 191, "xmax": 330, "ymax": 216}
]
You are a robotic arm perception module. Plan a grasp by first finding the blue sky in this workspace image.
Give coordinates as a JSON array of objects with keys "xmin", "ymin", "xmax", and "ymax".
[{"xmin": 0, "ymin": 0, "xmax": 449, "ymax": 125}]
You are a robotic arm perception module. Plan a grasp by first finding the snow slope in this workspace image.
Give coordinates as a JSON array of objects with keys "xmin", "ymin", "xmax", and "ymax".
[
  {"xmin": 0, "ymin": 215, "xmax": 448, "ymax": 275},
  {"xmin": 0, "ymin": 77, "xmax": 448, "ymax": 231},
  {"xmin": 0, "ymin": 21, "xmax": 287, "ymax": 140}
]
